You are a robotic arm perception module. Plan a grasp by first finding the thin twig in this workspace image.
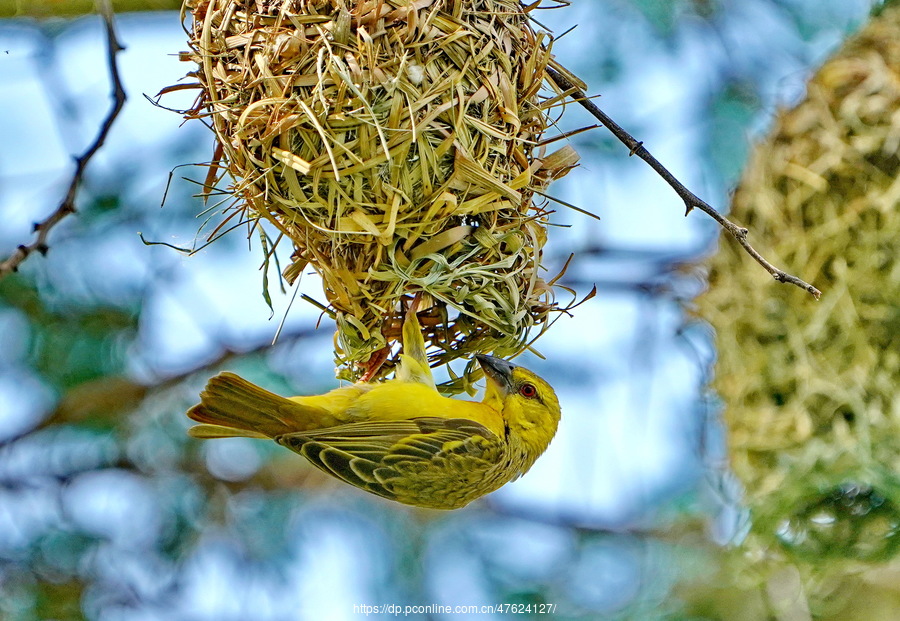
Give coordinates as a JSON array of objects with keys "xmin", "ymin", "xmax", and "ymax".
[
  {"xmin": 0, "ymin": 0, "xmax": 126, "ymax": 280},
  {"xmin": 546, "ymin": 66, "xmax": 821, "ymax": 300}
]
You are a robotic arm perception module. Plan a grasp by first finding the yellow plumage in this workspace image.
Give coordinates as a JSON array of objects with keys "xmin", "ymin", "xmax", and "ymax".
[{"xmin": 186, "ymin": 309, "xmax": 561, "ymax": 510}]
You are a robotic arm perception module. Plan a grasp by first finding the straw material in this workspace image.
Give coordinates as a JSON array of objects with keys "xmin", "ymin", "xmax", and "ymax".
[
  {"xmin": 179, "ymin": 0, "xmax": 581, "ymax": 385},
  {"xmin": 696, "ymin": 4, "xmax": 900, "ymax": 614}
]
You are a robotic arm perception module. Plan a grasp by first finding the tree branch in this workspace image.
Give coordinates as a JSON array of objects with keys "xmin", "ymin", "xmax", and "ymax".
[
  {"xmin": 0, "ymin": 0, "xmax": 126, "ymax": 280},
  {"xmin": 0, "ymin": 324, "xmax": 325, "ymax": 449},
  {"xmin": 546, "ymin": 66, "xmax": 821, "ymax": 300}
]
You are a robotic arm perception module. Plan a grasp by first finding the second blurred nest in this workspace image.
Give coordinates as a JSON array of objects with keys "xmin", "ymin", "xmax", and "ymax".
[
  {"xmin": 699, "ymin": 1, "xmax": 900, "ymax": 571},
  {"xmin": 181, "ymin": 0, "xmax": 581, "ymax": 384}
]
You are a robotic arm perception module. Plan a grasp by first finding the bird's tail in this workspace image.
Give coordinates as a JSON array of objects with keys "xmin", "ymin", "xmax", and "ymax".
[{"xmin": 187, "ymin": 372, "xmax": 307, "ymax": 439}]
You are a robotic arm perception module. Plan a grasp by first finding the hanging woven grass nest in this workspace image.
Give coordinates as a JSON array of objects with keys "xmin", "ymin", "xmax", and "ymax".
[
  {"xmin": 695, "ymin": 4, "xmax": 900, "ymax": 616},
  {"xmin": 178, "ymin": 0, "xmax": 581, "ymax": 385}
]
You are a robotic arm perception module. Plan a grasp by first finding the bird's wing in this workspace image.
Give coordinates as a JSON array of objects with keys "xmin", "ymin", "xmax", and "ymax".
[{"xmin": 276, "ymin": 417, "xmax": 500, "ymax": 503}]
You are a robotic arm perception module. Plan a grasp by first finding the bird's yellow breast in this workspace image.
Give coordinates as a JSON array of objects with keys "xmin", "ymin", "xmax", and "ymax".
[{"xmin": 344, "ymin": 382, "xmax": 506, "ymax": 438}]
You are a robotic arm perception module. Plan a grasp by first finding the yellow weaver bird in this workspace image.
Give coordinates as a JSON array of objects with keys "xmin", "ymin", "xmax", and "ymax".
[{"xmin": 187, "ymin": 310, "xmax": 561, "ymax": 510}]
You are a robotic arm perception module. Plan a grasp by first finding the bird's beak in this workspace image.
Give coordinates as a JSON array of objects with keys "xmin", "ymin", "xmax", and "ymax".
[{"xmin": 475, "ymin": 354, "xmax": 517, "ymax": 394}]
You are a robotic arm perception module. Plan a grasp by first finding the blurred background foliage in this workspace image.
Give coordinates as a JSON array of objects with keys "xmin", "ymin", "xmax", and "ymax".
[{"xmin": 0, "ymin": 0, "xmax": 892, "ymax": 619}]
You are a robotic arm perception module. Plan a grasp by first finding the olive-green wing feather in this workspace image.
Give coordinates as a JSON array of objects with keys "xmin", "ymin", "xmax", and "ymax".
[{"xmin": 276, "ymin": 418, "xmax": 501, "ymax": 507}]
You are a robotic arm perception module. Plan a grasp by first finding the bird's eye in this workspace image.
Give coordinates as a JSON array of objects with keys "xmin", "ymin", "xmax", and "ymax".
[{"xmin": 519, "ymin": 383, "xmax": 537, "ymax": 399}]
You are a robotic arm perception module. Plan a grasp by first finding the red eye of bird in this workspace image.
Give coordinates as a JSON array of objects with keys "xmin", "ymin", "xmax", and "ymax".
[{"xmin": 519, "ymin": 383, "xmax": 537, "ymax": 399}]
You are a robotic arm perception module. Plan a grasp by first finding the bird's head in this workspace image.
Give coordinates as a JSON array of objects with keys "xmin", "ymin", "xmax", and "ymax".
[{"xmin": 476, "ymin": 354, "xmax": 561, "ymax": 469}]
